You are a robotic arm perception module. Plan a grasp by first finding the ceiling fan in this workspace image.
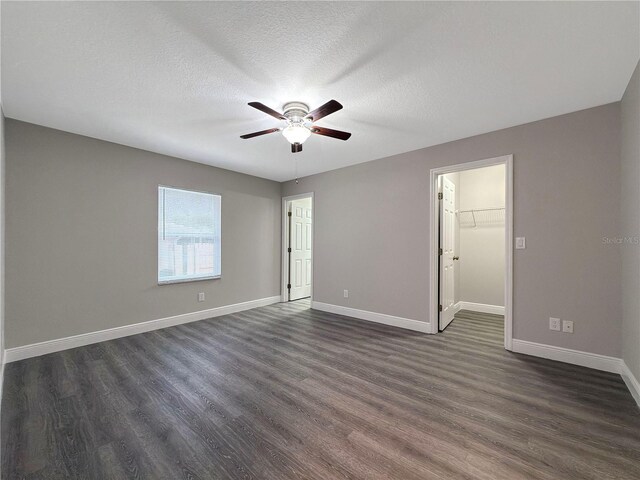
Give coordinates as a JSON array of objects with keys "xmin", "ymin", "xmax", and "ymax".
[{"xmin": 240, "ymin": 100, "xmax": 351, "ymax": 153}]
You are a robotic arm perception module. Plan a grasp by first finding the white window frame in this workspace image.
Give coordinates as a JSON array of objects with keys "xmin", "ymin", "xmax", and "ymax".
[{"xmin": 158, "ymin": 185, "xmax": 222, "ymax": 285}]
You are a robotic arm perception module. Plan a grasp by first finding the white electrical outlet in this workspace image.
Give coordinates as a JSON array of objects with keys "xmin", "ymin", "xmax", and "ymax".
[
  {"xmin": 562, "ymin": 320, "xmax": 574, "ymax": 333},
  {"xmin": 549, "ymin": 317, "xmax": 561, "ymax": 331},
  {"xmin": 343, "ymin": 290, "xmax": 349, "ymax": 298},
  {"xmin": 198, "ymin": 292, "xmax": 205, "ymax": 302}
]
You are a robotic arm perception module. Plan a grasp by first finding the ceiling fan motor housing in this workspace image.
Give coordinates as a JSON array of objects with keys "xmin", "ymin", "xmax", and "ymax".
[{"xmin": 283, "ymin": 102, "xmax": 310, "ymax": 124}]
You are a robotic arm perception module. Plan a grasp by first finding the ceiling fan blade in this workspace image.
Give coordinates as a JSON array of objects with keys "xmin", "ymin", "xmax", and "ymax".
[
  {"xmin": 311, "ymin": 126, "xmax": 351, "ymax": 141},
  {"xmin": 305, "ymin": 100, "xmax": 343, "ymax": 121},
  {"xmin": 248, "ymin": 102, "xmax": 286, "ymax": 120},
  {"xmin": 291, "ymin": 143, "xmax": 303, "ymax": 153},
  {"xmin": 240, "ymin": 128, "xmax": 281, "ymax": 139}
]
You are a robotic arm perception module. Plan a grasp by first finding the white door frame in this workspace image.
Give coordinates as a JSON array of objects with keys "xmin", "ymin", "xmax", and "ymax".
[
  {"xmin": 429, "ymin": 155, "xmax": 514, "ymax": 350},
  {"xmin": 281, "ymin": 192, "xmax": 314, "ymax": 303}
]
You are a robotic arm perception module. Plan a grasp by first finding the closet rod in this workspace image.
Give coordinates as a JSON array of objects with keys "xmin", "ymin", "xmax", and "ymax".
[{"xmin": 457, "ymin": 207, "xmax": 505, "ymax": 228}]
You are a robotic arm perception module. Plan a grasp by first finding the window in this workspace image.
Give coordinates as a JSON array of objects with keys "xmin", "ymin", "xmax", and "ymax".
[{"xmin": 158, "ymin": 186, "xmax": 221, "ymax": 284}]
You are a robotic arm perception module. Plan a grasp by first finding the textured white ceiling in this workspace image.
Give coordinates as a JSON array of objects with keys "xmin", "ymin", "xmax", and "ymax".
[{"xmin": 2, "ymin": 1, "xmax": 639, "ymax": 181}]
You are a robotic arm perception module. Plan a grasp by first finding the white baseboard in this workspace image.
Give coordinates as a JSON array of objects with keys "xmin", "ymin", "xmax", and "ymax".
[
  {"xmin": 458, "ymin": 301, "xmax": 505, "ymax": 315},
  {"xmin": 621, "ymin": 362, "xmax": 640, "ymax": 408},
  {"xmin": 511, "ymin": 339, "xmax": 623, "ymax": 374},
  {"xmin": 311, "ymin": 301, "xmax": 430, "ymax": 333},
  {"xmin": 309, "ymin": 303, "xmax": 638, "ymax": 406},
  {"xmin": 4, "ymin": 295, "xmax": 281, "ymax": 363}
]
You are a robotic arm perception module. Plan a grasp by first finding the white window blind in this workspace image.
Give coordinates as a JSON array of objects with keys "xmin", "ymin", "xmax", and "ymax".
[{"xmin": 158, "ymin": 186, "xmax": 221, "ymax": 283}]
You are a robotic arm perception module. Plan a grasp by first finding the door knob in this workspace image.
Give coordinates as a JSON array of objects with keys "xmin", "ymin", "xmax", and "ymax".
[{"xmin": 453, "ymin": 256, "xmax": 459, "ymax": 260}]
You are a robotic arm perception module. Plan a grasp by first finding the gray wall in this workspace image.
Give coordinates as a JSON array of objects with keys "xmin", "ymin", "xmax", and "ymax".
[
  {"xmin": 459, "ymin": 165, "xmax": 505, "ymax": 307},
  {"xmin": 621, "ymin": 61, "xmax": 640, "ymax": 380},
  {"xmin": 283, "ymin": 103, "xmax": 622, "ymax": 357},
  {"xmin": 5, "ymin": 120, "xmax": 282, "ymax": 348},
  {"xmin": 0, "ymin": 108, "xmax": 4, "ymax": 365}
]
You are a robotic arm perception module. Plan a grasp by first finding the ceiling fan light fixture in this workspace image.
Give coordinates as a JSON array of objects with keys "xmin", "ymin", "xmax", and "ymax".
[{"xmin": 282, "ymin": 124, "xmax": 311, "ymax": 145}]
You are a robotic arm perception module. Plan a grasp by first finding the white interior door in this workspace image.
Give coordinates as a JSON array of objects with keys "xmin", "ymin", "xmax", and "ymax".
[
  {"xmin": 439, "ymin": 176, "xmax": 456, "ymax": 330},
  {"xmin": 289, "ymin": 197, "xmax": 312, "ymax": 300}
]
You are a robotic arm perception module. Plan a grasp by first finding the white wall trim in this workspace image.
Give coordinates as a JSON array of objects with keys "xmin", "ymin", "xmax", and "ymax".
[
  {"xmin": 4, "ymin": 296, "xmax": 281, "ymax": 363},
  {"xmin": 311, "ymin": 301, "xmax": 430, "ymax": 333},
  {"xmin": 621, "ymin": 362, "xmax": 640, "ymax": 408},
  {"xmin": 429, "ymin": 154, "xmax": 514, "ymax": 350},
  {"xmin": 281, "ymin": 192, "xmax": 314, "ymax": 303},
  {"xmin": 513, "ymin": 340, "xmax": 639, "ymax": 408},
  {"xmin": 511, "ymin": 339, "xmax": 623, "ymax": 374},
  {"xmin": 458, "ymin": 301, "xmax": 505, "ymax": 315}
]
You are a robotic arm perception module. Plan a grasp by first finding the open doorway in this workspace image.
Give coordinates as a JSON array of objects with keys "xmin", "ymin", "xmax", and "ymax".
[
  {"xmin": 430, "ymin": 155, "xmax": 513, "ymax": 350},
  {"xmin": 281, "ymin": 193, "xmax": 313, "ymax": 302}
]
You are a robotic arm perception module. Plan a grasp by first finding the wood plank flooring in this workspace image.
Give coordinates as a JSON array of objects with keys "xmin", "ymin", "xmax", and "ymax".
[{"xmin": 2, "ymin": 302, "xmax": 639, "ymax": 479}]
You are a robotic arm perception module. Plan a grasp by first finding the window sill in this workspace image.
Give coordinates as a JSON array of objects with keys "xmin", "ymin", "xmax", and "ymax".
[{"xmin": 158, "ymin": 275, "xmax": 221, "ymax": 285}]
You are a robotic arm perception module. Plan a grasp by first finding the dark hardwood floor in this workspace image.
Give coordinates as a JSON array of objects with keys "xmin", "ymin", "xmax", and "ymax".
[{"xmin": 2, "ymin": 301, "xmax": 639, "ymax": 479}]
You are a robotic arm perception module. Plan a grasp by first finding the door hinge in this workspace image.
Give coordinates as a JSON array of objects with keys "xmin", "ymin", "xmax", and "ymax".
[
  {"xmin": 287, "ymin": 247, "xmax": 292, "ymax": 253},
  {"xmin": 287, "ymin": 283, "xmax": 291, "ymax": 289},
  {"xmin": 438, "ymin": 192, "xmax": 443, "ymax": 200},
  {"xmin": 439, "ymin": 248, "xmax": 443, "ymax": 255},
  {"xmin": 439, "ymin": 305, "xmax": 443, "ymax": 312},
  {"xmin": 288, "ymin": 211, "xmax": 292, "ymax": 217}
]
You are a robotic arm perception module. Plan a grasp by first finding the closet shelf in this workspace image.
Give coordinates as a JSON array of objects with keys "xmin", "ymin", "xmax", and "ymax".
[{"xmin": 457, "ymin": 207, "xmax": 505, "ymax": 228}]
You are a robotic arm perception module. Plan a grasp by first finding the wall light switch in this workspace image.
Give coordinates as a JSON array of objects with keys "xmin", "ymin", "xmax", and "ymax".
[
  {"xmin": 516, "ymin": 237, "xmax": 526, "ymax": 249},
  {"xmin": 562, "ymin": 320, "xmax": 574, "ymax": 333},
  {"xmin": 198, "ymin": 292, "xmax": 205, "ymax": 302},
  {"xmin": 549, "ymin": 317, "xmax": 561, "ymax": 331},
  {"xmin": 344, "ymin": 290, "xmax": 349, "ymax": 298}
]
